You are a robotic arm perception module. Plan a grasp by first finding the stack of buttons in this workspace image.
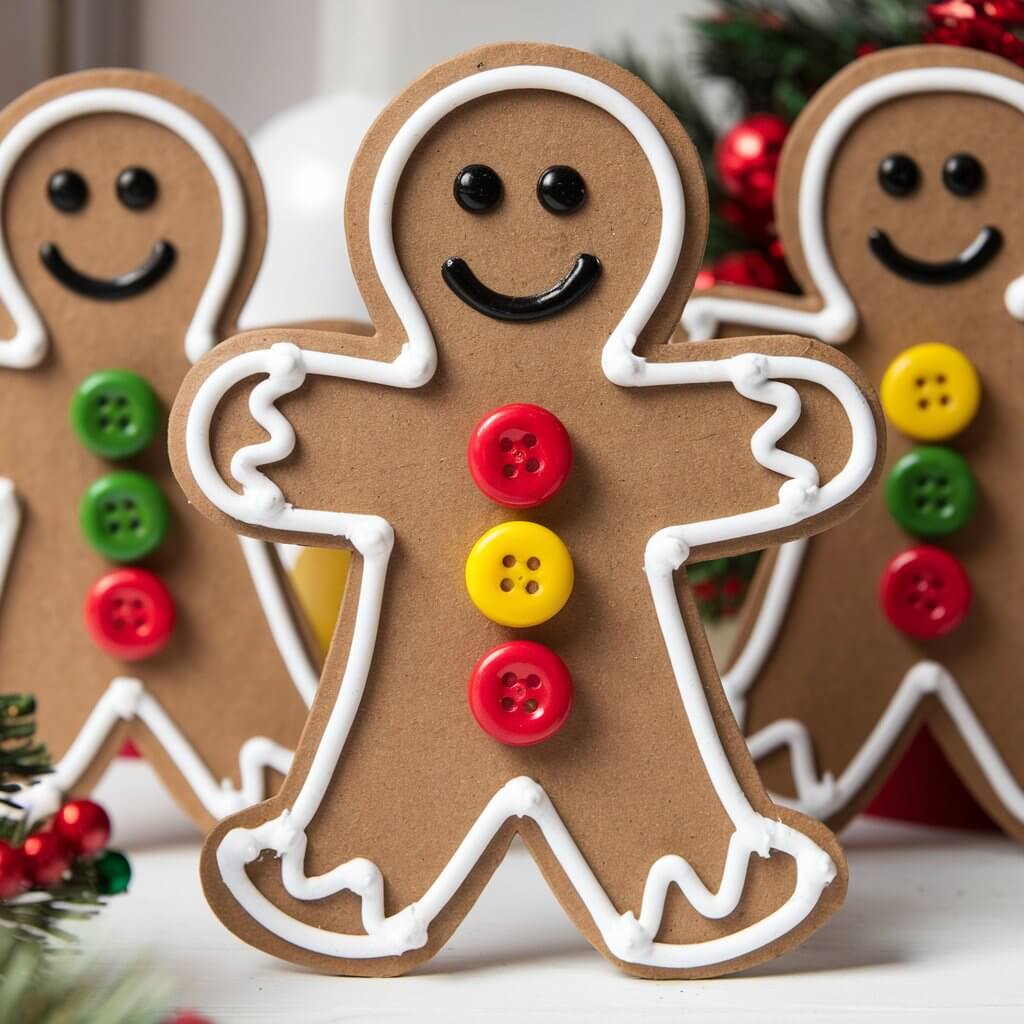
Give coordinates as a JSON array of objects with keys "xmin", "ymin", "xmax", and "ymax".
[
  {"xmin": 464, "ymin": 404, "xmax": 574, "ymax": 746},
  {"xmin": 71, "ymin": 370, "xmax": 175, "ymax": 661},
  {"xmin": 878, "ymin": 343, "xmax": 978, "ymax": 639}
]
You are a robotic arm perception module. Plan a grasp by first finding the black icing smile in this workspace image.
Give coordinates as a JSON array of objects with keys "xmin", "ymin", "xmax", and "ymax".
[
  {"xmin": 868, "ymin": 227, "xmax": 1002, "ymax": 285},
  {"xmin": 442, "ymin": 253, "xmax": 601, "ymax": 322},
  {"xmin": 40, "ymin": 240, "xmax": 176, "ymax": 299}
]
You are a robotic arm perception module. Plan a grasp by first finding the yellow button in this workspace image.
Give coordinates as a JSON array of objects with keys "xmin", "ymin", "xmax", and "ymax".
[
  {"xmin": 465, "ymin": 521, "xmax": 574, "ymax": 628},
  {"xmin": 880, "ymin": 342, "xmax": 980, "ymax": 441}
]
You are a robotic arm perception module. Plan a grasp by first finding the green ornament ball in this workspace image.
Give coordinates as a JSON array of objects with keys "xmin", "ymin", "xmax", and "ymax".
[{"xmin": 95, "ymin": 849, "xmax": 132, "ymax": 895}]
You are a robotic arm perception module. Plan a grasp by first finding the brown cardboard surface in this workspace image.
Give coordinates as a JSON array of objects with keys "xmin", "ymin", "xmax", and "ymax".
[
  {"xmin": 693, "ymin": 47, "xmax": 1024, "ymax": 839},
  {"xmin": 169, "ymin": 44, "xmax": 881, "ymax": 978},
  {"xmin": 0, "ymin": 69, "xmax": 321, "ymax": 830}
]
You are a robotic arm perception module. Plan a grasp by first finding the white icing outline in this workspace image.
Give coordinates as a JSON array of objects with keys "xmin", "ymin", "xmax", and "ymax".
[
  {"xmin": 19, "ymin": 677, "xmax": 293, "ymax": 825},
  {"xmin": 0, "ymin": 86, "xmax": 246, "ymax": 366},
  {"xmin": 681, "ymin": 66, "xmax": 1024, "ymax": 344},
  {"xmin": 0, "ymin": 479, "xmax": 19, "ymax": 604},
  {"xmin": 0, "ymin": 86, "xmax": 318, "ymax": 818},
  {"xmin": 184, "ymin": 65, "xmax": 877, "ymax": 968},
  {"xmin": 684, "ymin": 61, "xmax": 1024, "ymax": 827}
]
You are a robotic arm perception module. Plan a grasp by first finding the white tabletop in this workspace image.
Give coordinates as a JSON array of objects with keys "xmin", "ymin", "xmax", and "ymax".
[{"xmin": 85, "ymin": 760, "xmax": 1024, "ymax": 1023}]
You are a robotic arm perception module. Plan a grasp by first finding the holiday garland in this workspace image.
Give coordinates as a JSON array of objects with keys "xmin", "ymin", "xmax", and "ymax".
[
  {"xmin": 0, "ymin": 695, "xmax": 129, "ymax": 945},
  {"xmin": 615, "ymin": 0, "xmax": 1024, "ymax": 619}
]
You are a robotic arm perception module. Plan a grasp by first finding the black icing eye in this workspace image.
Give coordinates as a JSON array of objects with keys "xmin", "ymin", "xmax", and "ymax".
[
  {"xmin": 877, "ymin": 154, "xmax": 919, "ymax": 198},
  {"xmin": 943, "ymin": 153, "xmax": 984, "ymax": 197},
  {"xmin": 47, "ymin": 169, "xmax": 88, "ymax": 213},
  {"xmin": 453, "ymin": 164, "xmax": 502, "ymax": 213},
  {"xmin": 116, "ymin": 167, "xmax": 158, "ymax": 210},
  {"xmin": 537, "ymin": 165, "xmax": 586, "ymax": 214}
]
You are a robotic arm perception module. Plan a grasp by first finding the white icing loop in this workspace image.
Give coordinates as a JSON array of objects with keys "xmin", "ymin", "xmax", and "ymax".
[
  {"xmin": 184, "ymin": 63, "xmax": 878, "ymax": 969},
  {"xmin": 0, "ymin": 86, "xmax": 247, "ymax": 367},
  {"xmin": 682, "ymin": 66, "xmax": 1024, "ymax": 343}
]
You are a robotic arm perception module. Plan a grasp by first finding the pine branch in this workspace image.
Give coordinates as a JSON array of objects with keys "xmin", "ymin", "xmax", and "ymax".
[
  {"xmin": 697, "ymin": 0, "xmax": 924, "ymax": 119},
  {"xmin": 0, "ymin": 930, "xmax": 171, "ymax": 1024}
]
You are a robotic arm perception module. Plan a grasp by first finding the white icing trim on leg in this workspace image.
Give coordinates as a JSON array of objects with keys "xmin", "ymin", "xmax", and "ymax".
[
  {"xmin": 749, "ymin": 662, "xmax": 1024, "ymax": 823},
  {"xmin": 0, "ymin": 478, "xmax": 19, "ymax": 602},
  {"xmin": 16, "ymin": 678, "xmax": 293, "ymax": 823},
  {"xmin": 0, "ymin": 86, "xmax": 247, "ymax": 367},
  {"xmin": 237, "ymin": 535, "xmax": 320, "ymax": 706},
  {"xmin": 723, "ymin": 538, "xmax": 808, "ymax": 727},
  {"xmin": 681, "ymin": 65, "xmax": 1024, "ymax": 343},
  {"xmin": 184, "ymin": 65, "xmax": 878, "ymax": 968}
]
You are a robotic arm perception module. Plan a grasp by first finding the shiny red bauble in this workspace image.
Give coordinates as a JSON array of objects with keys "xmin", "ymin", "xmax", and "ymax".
[
  {"xmin": 714, "ymin": 113, "xmax": 789, "ymax": 209},
  {"xmin": 54, "ymin": 799, "xmax": 112, "ymax": 855},
  {"xmin": 21, "ymin": 831, "xmax": 72, "ymax": 887},
  {"xmin": 0, "ymin": 841, "xmax": 29, "ymax": 899},
  {"xmin": 711, "ymin": 250, "xmax": 786, "ymax": 291}
]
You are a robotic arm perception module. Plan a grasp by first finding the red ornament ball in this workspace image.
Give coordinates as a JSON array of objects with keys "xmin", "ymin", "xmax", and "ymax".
[
  {"xmin": 715, "ymin": 113, "xmax": 789, "ymax": 209},
  {"xmin": 0, "ymin": 841, "xmax": 29, "ymax": 899},
  {"xmin": 54, "ymin": 799, "xmax": 112, "ymax": 855},
  {"xmin": 21, "ymin": 831, "xmax": 72, "ymax": 887},
  {"xmin": 712, "ymin": 250, "xmax": 785, "ymax": 291}
]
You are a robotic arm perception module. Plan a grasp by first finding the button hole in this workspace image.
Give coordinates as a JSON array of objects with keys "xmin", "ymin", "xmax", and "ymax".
[
  {"xmin": 523, "ymin": 699, "xmax": 539, "ymax": 713},
  {"xmin": 500, "ymin": 578, "xmax": 514, "ymax": 592},
  {"xmin": 522, "ymin": 433, "xmax": 537, "ymax": 448},
  {"xmin": 501, "ymin": 672, "xmax": 517, "ymax": 687},
  {"xmin": 500, "ymin": 697, "xmax": 516, "ymax": 711},
  {"xmin": 502, "ymin": 465, "xmax": 516, "ymax": 478},
  {"xmin": 525, "ymin": 674, "xmax": 540, "ymax": 688},
  {"xmin": 525, "ymin": 580, "xmax": 539, "ymax": 595},
  {"xmin": 918, "ymin": 398, "xmax": 929, "ymax": 410},
  {"xmin": 525, "ymin": 458, "xmax": 540, "ymax": 473},
  {"xmin": 502, "ymin": 555, "xmax": 516, "ymax": 568},
  {"xmin": 938, "ymin": 395, "xmax": 950, "ymax": 406},
  {"xmin": 499, "ymin": 437, "xmax": 514, "ymax": 452},
  {"xmin": 526, "ymin": 556, "xmax": 540, "ymax": 570},
  {"xmin": 914, "ymin": 377, "xmax": 925, "ymax": 388}
]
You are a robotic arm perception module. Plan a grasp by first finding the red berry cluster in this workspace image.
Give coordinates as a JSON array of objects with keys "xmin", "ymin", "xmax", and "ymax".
[
  {"xmin": 0, "ymin": 798, "xmax": 113, "ymax": 898},
  {"xmin": 700, "ymin": 113, "xmax": 793, "ymax": 293},
  {"xmin": 925, "ymin": 1, "xmax": 1024, "ymax": 67}
]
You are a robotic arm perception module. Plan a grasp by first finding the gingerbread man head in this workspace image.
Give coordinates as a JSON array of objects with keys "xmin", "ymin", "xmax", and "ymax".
[
  {"xmin": 0, "ymin": 69, "xmax": 319, "ymax": 828},
  {"xmin": 684, "ymin": 47, "xmax": 1024, "ymax": 839},
  {"xmin": 171, "ymin": 44, "xmax": 881, "ymax": 977}
]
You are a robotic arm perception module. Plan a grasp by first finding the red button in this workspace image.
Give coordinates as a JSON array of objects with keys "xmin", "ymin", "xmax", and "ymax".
[
  {"xmin": 468, "ymin": 641, "xmax": 573, "ymax": 746},
  {"xmin": 467, "ymin": 403, "xmax": 572, "ymax": 508},
  {"xmin": 84, "ymin": 568, "xmax": 175, "ymax": 661},
  {"xmin": 879, "ymin": 545, "xmax": 971, "ymax": 639}
]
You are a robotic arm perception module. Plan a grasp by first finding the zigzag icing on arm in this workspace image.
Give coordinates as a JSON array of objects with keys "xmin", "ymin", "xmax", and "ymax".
[
  {"xmin": 682, "ymin": 66, "xmax": 1024, "ymax": 344},
  {"xmin": 748, "ymin": 661, "xmax": 1024, "ymax": 823}
]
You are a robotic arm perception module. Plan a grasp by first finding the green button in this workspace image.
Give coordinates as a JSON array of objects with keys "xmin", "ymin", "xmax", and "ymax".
[
  {"xmin": 80, "ymin": 471, "xmax": 169, "ymax": 562},
  {"xmin": 885, "ymin": 446, "xmax": 977, "ymax": 538},
  {"xmin": 70, "ymin": 369, "xmax": 160, "ymax": 459}
]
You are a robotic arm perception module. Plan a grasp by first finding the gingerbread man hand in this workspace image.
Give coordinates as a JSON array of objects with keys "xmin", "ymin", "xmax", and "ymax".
[
  {"xmin": 0, "ymin": 69, "xmax": 320, "ymax": 828},
  {"xmin": 684, "ymin": 47, "xmax": 1024, "ymax": 839},
  {"xmin": 170, "ymin": 44, "xmax": 881, "ymax": 978}
]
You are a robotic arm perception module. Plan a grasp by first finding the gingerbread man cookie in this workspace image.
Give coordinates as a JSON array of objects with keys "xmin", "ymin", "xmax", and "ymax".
[
  {"xmin": 684, "ymin": 46, "xmax": 1024, "ymax": 838},
  {"xmin": 0, "ymin": 69, "xmax": 321, "ymax": 828},
  {"xmin": 170, "ymin": 44, "xmax": 881, "ymax": 977}
]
